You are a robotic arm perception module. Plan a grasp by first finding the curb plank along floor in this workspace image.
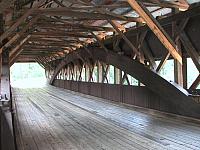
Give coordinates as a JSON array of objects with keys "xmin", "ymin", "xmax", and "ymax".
[{"xmin": 13, "ymin": 86, "xmax": 200, "ymax": 150}]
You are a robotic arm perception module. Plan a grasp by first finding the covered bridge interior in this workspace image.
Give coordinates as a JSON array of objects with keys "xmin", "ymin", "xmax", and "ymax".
[{"xmin": 1, "ymin": 0, "xmax": 200, "ymax": 149}]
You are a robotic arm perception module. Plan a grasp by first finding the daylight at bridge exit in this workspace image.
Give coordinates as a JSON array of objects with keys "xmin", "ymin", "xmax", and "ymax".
[{"xmin": 1, "ymin": 0, "xmax": 200, "ymax": 150}]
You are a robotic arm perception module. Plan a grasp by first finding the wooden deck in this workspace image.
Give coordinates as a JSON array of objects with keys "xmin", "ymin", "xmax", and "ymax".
[{"xmin": 12, "ymin": 85, "xmax": 200, "ymax": 150}]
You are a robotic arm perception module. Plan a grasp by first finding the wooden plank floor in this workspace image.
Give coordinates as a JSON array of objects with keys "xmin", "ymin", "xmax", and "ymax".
[{"xmin": 12, "ymin": 85, "xmax": 200, "ymax": 150}]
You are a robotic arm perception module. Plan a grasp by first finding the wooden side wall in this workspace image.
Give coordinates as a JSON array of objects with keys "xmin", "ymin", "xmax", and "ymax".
[
  {"xmin": 0, "ymin": 108, "xmax": 15, "ymax": 150},
  {"xmin": 53, "ymin": 79, "xmax": 177, "ymax": 115}
]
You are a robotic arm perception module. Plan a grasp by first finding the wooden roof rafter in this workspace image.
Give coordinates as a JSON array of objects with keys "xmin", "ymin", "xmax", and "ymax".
[{"xmin": 1, "ymin": 0, "xmax": 195, "ymax": 63}]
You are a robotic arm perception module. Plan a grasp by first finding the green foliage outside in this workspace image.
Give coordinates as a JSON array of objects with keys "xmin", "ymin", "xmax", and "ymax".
[
  {"xmin": 10, "ymin": 63, "xmax": 45, "ymax": 82},
  {"xmin": 156, "ymin": 59, "xmax": 174, "ymax": 82},
  {"xmin": 156, "ymin": 58, "xmax": 199, "ymax": 89}
]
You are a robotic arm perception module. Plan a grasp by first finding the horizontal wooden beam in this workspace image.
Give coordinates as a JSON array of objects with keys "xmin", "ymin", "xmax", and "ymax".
[
  {"xmin": 35, "ymin": 8, "xmax": 143, "ymax": 22},
  {"xmin": 25, "ymin": 43, "xmax": 72, "ymax": 47},
  {"xmin": 36, "ymin": 22, "xmax": 115, "ymax": 32},
  {"xmin": 31, "ymin": 32, "xmax": 94, "ymax": 38},
  {"xmin": 23, "ymin": 46, "xmax": 66, "ymax": 50}
]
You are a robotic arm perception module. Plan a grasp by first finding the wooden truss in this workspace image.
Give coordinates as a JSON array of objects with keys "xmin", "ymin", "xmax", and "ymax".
[{"xmin": 0, "ymin": 0, "xmax": 200, "ymax": 91}]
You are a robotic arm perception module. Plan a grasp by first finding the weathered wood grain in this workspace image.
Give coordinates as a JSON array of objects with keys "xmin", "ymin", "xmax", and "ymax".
[{"xmin": 12, "ymin": 85, "xmax": 200, "ymax": 150}]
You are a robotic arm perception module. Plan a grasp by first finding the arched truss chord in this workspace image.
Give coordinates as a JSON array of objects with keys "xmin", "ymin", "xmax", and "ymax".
[{"xmin": 49, "ymin": 47, "xmax": 200, "ymax": 119}]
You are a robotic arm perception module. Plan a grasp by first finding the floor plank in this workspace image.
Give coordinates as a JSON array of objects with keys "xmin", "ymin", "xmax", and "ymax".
[{"xmin": 12, "ymin": 85, "xmax": 200, "ymax": 150}]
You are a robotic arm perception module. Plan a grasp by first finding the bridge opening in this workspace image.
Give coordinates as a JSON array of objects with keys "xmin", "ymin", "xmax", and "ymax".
[{"xmin": 10, "ymin": 63, "xmax": 46, "ymax": 88}]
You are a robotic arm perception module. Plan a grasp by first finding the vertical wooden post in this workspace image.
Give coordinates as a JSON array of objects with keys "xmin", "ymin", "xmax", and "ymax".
[
  {"xmin": 67, "ymin": 67, "xmax": 70, "ymax": 80},
  {"xmin": 60, "ymin": 69, "xmax": 62, "ymax": 80},
  {"xmin": 174, "ymin": 53, "xmax": 183, "ymax": 87},
  {"xmin": 76, "ymin": 65, "xmax": 79, "ymax": 81},
  {"xmin": 62, "ymin": 68, "xmax": 64, "ymax": 80},
  {"xmin": 63, "ymin": 68, "xmax": 66, "ymax": 80},
  {"xmin": 85, "ymin": 63, "xmax": 90, "ymax": 82},
  {"xmin": 182, "ymin": 56, "xmax": 187, "ymax": 89},
  {"xmin": 71, "ymin": 65, "xmax": 74, "ymax": 81},
  {"xmin": 68, "ymin": 66, "xmax": 71, "ymax": 80},
  {"xmin": 0, "ymin": 13, "xmax": 3, "ymax": 93},
  {"xmin": 0, "ymin": 14, "xmax": 11, "ymax": 102},
  {"xmin": 98, "ymin": 62, "xmax": 103, "ymax": 83},
  {"xmin": 74, "ymin": 66, "xmax": 76, "ymax": 81},
  {"xmin": 136, "ymin": 22, "xmax": 145, "ymax": 63},
  {"xmin": 0, "ymin": 43, "xmax": 16, "ymax": 150},
  {"xmin": 101, "ymin": 63, "xmax": 104, "ymax": 83},
  {"xmin": 102, "ymin": 64, "xmax": 109, "ymax": 83},
  {"xmin": 173, "ymin": 9, "xmax": 183, "ymax": 87},
  {"xmin": 0, "ymin": 49, "xmax": 16, "ymax": 150},
  {"xmin": 114, "ymin": 67, "xmax": 121, "ymax": 84},
  {"xmin": 79, "ymin": 65, "xmax": 83, "ymax": 81},
  {"xmin": 96, "ymin": 61, "xmax": 99, "ymax": 83}
]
